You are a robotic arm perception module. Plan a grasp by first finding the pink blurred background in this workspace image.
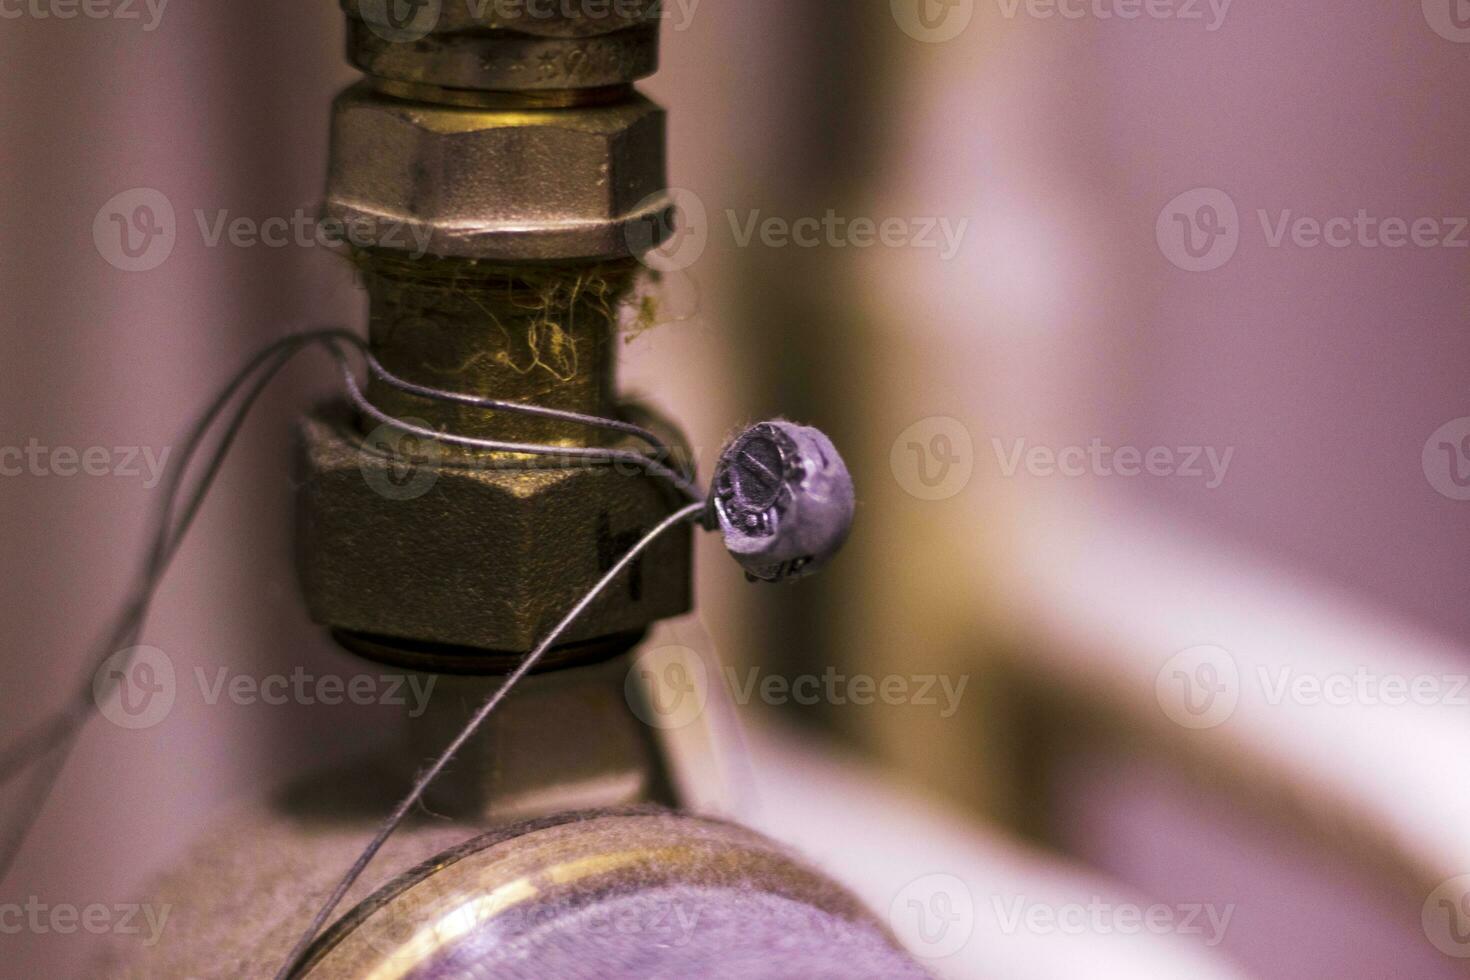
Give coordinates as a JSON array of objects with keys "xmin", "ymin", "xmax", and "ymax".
[{"xmin": 1, "ymin": 1, "xmax": 1467, "ymax": 976}]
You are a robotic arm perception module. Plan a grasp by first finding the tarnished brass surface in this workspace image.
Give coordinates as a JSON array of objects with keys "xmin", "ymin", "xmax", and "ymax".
[
  {"xmin": 299, "ymin": 810, "xmax": 916, "ymax": 979},
  {"xmin": 93, "ymin": 741, "xmax": 680, "ymax": 978},
  {"xmin": 310, "ymin": 107, "xmax": 688, "ymax": 661},
  {"xmin": 340, "ymin": 0, "xmax": 662, "ymax": 93},
  {"xmin": 296, "ymin": 405, "xmax": 693, "ymax": 656},
  {"xmin": 401, "ymin": 658, "xmax": 678, "ymax": 821},
  {"xmin": 98, "ymin": 801, "xmax": 917, "ymax": 978},
  {"xmin": 357, "ymin": 253, "xmax": 636, "ymax": 446},
  {"xmin": 308, "ymin": 0, "xmax": 688, "ymax": 664},
  {"xmin": 341, "ymin": 0, "xmax": 662, "ymax": 37},
  {"xmin": 325, "ymin": 84, "xmax": 671, "ymax": 262},
  {"xmin": 347, "ymin": 20, "xmax": 660, "ymax": 94}
]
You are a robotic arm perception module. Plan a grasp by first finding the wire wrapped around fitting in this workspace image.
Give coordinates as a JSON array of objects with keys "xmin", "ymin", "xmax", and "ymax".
[
  {"xmin": 314, "ymin": 328, "xmax": 707, "ymax": 506},
  {"xmin": 0, "ymin": 326, "xmax": 855, "ymax": 980},
  {"xmin": 0, "ymin": 326, "xmax": 709, "ymax": 884}
]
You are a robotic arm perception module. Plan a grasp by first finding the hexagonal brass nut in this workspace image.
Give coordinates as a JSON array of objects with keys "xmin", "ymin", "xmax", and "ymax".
[
  {"xmin": 296, "ymin": 407, "xmax": 692, "ymax": 654},
  {"xmin": 325, "ymin": 84, "xmax": 671, "ymax": 260}
]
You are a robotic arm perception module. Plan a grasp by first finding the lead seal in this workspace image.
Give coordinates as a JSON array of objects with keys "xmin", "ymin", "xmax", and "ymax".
[{"xmin": 712, "ymin": 421, "xmax": 856, "ymax": 583}]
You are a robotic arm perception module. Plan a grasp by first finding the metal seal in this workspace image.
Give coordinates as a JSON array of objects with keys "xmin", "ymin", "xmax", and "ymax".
[{"xmin": 713, "ymin": 421, "xmax": 857, "ymax": 584}]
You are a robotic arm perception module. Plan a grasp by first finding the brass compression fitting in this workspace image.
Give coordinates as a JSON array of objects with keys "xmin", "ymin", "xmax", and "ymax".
[{"xmin": 296, "ymin": 0, "xmax": 688, "ymax": 671}]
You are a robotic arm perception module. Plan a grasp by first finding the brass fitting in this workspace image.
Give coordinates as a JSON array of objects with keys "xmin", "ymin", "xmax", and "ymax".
[
  {"xmin": 300, "ymin": 0, "xmax": 687, "ymax": 669},
  {"xmin": 341, "ymin": 0, "xmax": 663, "ymax": 95},
  {"xmin": 296, "ymin": 403, "xmax": 692, "ymax": 663},
  {"xmin": 341, "ymin": 0, "xmax": 662, "ymax": 37},
  {"xmin": 359, "ymin": 252, "xmax": 628, "ymax": 445},
  {"xmin": 325, "ymin": 85, "xmax": 670, "ymax": 262},
  {"xmin": 299, "ymin": 811, "xmax": 924, "ymax": 979}
]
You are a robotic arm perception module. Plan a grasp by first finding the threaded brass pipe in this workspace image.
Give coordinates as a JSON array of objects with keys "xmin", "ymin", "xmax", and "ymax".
[{"xmin": 354, "ymin": 251, "xmax": 644, "ymax": 448}]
